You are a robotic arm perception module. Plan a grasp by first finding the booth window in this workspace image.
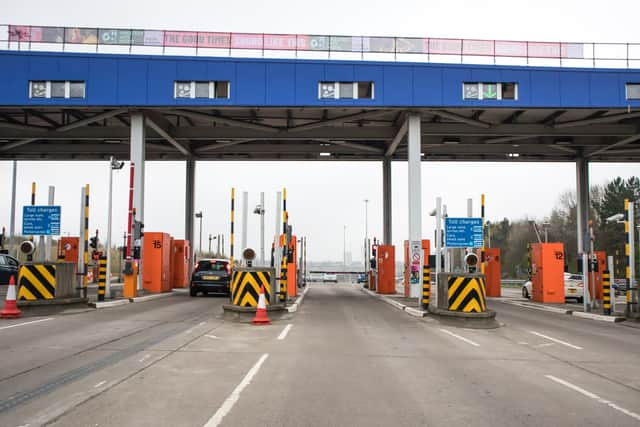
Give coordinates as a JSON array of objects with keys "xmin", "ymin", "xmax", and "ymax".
[{"xmin": 626, "ymin": 83, "xmax": 640, "ymax": 100}]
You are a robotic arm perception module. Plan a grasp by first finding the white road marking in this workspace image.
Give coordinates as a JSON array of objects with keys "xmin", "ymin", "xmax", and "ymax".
[
  {"xmin": 529, "ymin": 331, "xmax": 583, "ymax": 350},
  {"xmin": 205, "ymin": 335, "xmax": 220, "ymax": 340},
  {"xmin": 185, "ymin": 329, "xmax": 193, "ymax": 334},
  {"xmin": 535, "ymin": 343, "xmax": 555, "ymax": 348},
  {"xmin": 93, "ymin": 380, "xmax": 107, "ymax": 388},
  {"xmin": 545, "ymin": 375, "xmax": 640, "ymax": 422},
  {"xmin": 277, "ymin": 324, "xmax": 293, "ymax": 340},
  {"xmin": 198, "ymin": 321, "xmax": 206, "ymax": 326},
  {"xmin": 0, "ymin": 317, "xmax": 53, "ymax": 331},
  {"xmin": 204, "ymin": 353, "xmax": 269, "ymax": 427},
  {"xmin": 439, "ymin": 328, "xmax": 480, "ymax": 347},
  {"xmin": 138, "ymin": 354, "xmax": 151, "ymax": 363}
]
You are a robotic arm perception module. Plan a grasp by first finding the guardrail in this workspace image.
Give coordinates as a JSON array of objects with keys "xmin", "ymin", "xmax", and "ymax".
[{"xmin": 2, "ymin": 24, "xmax": 640, "ymax": 68}]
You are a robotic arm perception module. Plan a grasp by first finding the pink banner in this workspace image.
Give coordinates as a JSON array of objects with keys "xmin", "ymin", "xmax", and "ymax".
[
  {"xmin": 198, "ymin": 32, "xmax": 231, "ymax": 49},
  {"xmin": 462, "ymin": 39, "xmax": 494, "ymax": 56},
  {"xmin": 429, "ymin": 38, "xmax": 462, "ymax": 55},
  {"xmin": 8, "ymin": 25, "xmax": 30, "ymax": 41},
  {"xmin": 495, "ymin": 40, "xmax": 527, "ymax": 57},
  {"xmin": 164, "ymin": 31, "xmax": 199, "ymax": 47},
  {"xmin": 231, "ymin": 33, "xmax": 264, "ymax": 49},
  {"xmin": 264, "ymin": 34, "xmax": 298, "ymax": 50},
  {"xmin": 528, "ymin": 42, "xmax": 561, "ymax": 58}
]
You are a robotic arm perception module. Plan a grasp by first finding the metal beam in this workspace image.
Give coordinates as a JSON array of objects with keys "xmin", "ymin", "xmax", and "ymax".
[
  {"xmin": 194, "ymin": 140, "xmax": 252, "ymax": 153},
  {"xmin": 586, "ymin": 134, "xmax": 640, "ymax": 157},
  {"xmin": 330, "ymin": 140, "xmax": 384, "ymax": 154},
  {"xmin": 427, "ymin": 110, "xmax": 491, "ymax": 128},
  {"xmin": 554, "ymin": 111, "xmax": 640, "ymax": 128},
  {"xmin": 385, "ymin": 119, "xmax": 408, "ymax": 157},
  {"xmin": 548, "ymin": 144, "xmax": 577, "ymax": 154},
  {"xmin": 420, "ymin": 123, "xmax": 636, "ymax": 137},
  {"xmin": 145, "ymin": 117, "xmax": 192, "ymax": 156},
  {"xmin": 0, "ymin": 122, "xmax": 48, "ymax": 131},
  {"xmin": 287, "ymin": 110, "xmax": 388, "ymax": 132},
  {"xmin": 0, "ymin": 138, "xmax": 39, "ymax": 151},
  {"xmin": 484, "ymin": 135, "xmax": 534, "ymax": 144},
  {"xmin": 170, "ymin": 110, "xmax": 281, "ymax": 133},
  {"xmin": 56, "ymin": 109, "xmax": 128, "ymax": 132}
]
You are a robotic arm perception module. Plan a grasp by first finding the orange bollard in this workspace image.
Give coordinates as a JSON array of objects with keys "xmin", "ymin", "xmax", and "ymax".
[
  {"xmin": 1, "ymin": 276, "xmax": 22, "ymax": 319},
  {"xmin": 123, "ymin": 261, "xmax": 138, "ymax": 299}
]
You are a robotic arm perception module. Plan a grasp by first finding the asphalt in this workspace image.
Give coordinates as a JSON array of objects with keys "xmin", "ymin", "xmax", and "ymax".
[{"xmin": 0, "ymin": 284, "xmax": 638, "ymax": 426}]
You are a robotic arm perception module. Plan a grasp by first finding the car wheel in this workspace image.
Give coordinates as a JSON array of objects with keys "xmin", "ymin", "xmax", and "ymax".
[
  {"xmin": 522, "ymin": 287, "xmax": 529, "ymax": 299},
  {"xmin": 190, "ymin": 287, "xmax": 197, "ymax": 297}
]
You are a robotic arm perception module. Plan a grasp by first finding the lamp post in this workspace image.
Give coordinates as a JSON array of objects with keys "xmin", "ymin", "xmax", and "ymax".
[
  {"xmin": 106, "ymin": 156, "xmax": 124, "ymax": 299},
  {"xmin": 253, "ymin": 193, "xmax": 265, "ymax": 265},
  {"xmin": 364, "ymin": 199, "xmax": 369, "ymax": 273},
  {"xmin": 343, "ymin": 225, "xmax": 347, "ymax": 271},
  {"xmin": 195, "ymin": 211, "xmax": 203, "ymax": 255}
]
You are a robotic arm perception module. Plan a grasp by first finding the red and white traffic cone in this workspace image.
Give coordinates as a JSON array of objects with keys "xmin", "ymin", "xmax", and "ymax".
[
  {"xmin": 252, "ymin": 284, "xmax": 271, "ymax": 325},
  {"xmin": 1, "ymin": 276, "xmax": 22, "ymax": 319}
]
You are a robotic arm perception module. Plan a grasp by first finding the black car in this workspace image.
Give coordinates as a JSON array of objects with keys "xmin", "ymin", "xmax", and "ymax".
[
  {"xmin": 0, "ymin": 254, "xmax": 19, "ymax": 284},
  {"xmin": 190, "ymin": 258, "xmax": 232, "ymax": 296}
]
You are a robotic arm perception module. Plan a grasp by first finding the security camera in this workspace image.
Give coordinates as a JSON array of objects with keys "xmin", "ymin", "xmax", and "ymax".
[
  {"xmin": 606, "ymin": 213, "xmax": 624, "ymax": 223},
  {"xmin": 428, "ymin": 209, "xmax": 437, "ymax": 216},
  {"xmin": 110, "ymin": 158, "xmax": 125, "ymax": 170}
]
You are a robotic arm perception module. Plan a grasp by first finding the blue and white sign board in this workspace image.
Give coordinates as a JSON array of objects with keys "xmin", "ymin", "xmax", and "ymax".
[
  {"xmin": 22, "ymin": 206, "xmax": 61, "ymax": 236},
  {"xmin": 445, "ymin": 217, "xmax": 483, "ymax": 248}
]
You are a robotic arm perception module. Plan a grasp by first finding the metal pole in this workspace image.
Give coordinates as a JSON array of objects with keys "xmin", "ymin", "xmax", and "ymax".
[
  {"xmin": 260, "ymin": 192, "xmax": 265, "ymax": 265},
  {"xmin": 589, "ymin": 222, "xmax": 596, "ymax": 310},
  {"xmin": 280, "ymin": 188, "xmax": 288, "ymax": 302},
  {"xmin": 608, "ymin": 255, "xmax": 615, "ymax": 314},
  {"xmin": 582, "ymin": 253, "xmax": 589, "ymax": 313},
  {"xmin": 407, "ymin": 113, "xmax": 423, "ymax": 301},
  {"xmin": 443, "ymin": 203, "xmax": 449, "ymax": 272},
  {"xmin": 230, "ymin": 188, "xmax": 235, "ymax": 267},
  {"xmin": 208, "ymin": 234, "xmax": 212, "ymax": 253},
  {"xmin": 343, "ymin": 225, "xmax": 346, "ymax": 271},
  {"xmin": 481, "ymin": 194, "xmax": 485, "ymax": 274},
  {"xmin": 83, "ymin": 184, "xmax": 90, "ymax": 297},
  {"xmin": 28, "ymin": 182, "xmax": 35, "ymax": 262},
  {"xmin": 106, "ymin": 158, "xmax": 114, "ymax": 298},
  {"xmin": 126, "ymin": 162, "xmax": 135, "ymax": 259},
  {"xmin": 364, "ymin": 199, "xmax": 369, "ymax": 274},
  {"xmin": 9, "ymin": 160, "xmax": 16, "ymax": 257},
  {"xmin": 46, "ymin": 186, "xmax": 54, "ymax": 261},
  {"xmin": 435, "ymin": 197, "xmax": 442, "ymax": 299},
  {"xmin": 77, "ymin": 187, "xmax": 86, "ymax": 293},
  {"xmin": 242, "ymin": 191, "xmax": 248, "ymax": 252},
  {"xmin": 274, "ymin": 191, "xmax": 282, "ymax": 302},
  {"xmin": 626, "ymin": 199, "xmax": 637, "ymax": 314}
]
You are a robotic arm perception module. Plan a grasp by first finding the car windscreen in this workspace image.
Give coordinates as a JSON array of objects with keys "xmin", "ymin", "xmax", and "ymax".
[{"xmin": 195, "ymin": 261, "xmax": 228, "ymax": 272}]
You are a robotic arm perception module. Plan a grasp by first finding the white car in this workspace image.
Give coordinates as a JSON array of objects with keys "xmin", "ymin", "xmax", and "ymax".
[
  {"xmin": 522, "ymin": 273, "xmax": 584, "ymax": 302},
  {"xmin": 323, "ymin": 273, "xmax": 338, "ymax": 283}
]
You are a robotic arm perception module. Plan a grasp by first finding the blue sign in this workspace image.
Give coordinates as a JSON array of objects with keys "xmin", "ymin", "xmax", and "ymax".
[
  {"xmin": 22, "ymin": 206, "xmax": 61, "ymax": 236},
  {"xmin": 445, "ymin": 217, "xmax": 483, "ymax": 248}
]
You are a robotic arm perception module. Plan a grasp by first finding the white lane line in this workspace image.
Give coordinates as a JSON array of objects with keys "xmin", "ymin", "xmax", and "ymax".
[
  {"xmin": 205, "ymin": 335, "xmax": 220, "ymax": 340},
  {"xmin": 198, "ymin": 321, "xmax": 206, "ymax": 326},
  {"xmin": 204, "ymin": 353, "xmax": 269, "ymax": 427},
  {"xmin": 439, "ymin": 328, "xmax": 480, "ymax": 347},
  {"xmin": 277, "ymin": 324, "xmax": 293, "ymax": 340},
  {"xmin": 138, "ymin": 354, "xmax": 151, "ymax": 363},
  {"xmin": 545, "ymin": 375, "xmax": 640, "ymax": 422},
  {"xmin": 93, "ymin": 380, "xmax": 107, "ymax": 388},
  {"xmin": 0, "ymin": 317, "xmax": 53, "ymax": 331},
  {"xmin": 529, "ymin": 331, "xmax": 583, "ymax": 350}
]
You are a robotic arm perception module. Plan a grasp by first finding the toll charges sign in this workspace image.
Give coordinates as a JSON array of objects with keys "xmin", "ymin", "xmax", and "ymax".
[
  {"xmin": 22, "ymin": 206, "xmax": 61, "ymax": 236},
  {"xmin": 445, "ymin": 218, "xmax": 483, "ymax": 248}
]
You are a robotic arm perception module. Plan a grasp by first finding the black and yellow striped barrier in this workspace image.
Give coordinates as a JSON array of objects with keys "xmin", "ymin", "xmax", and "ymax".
[
  {"xmin": 447, "ymin": 275, "xmax": 487, "ymax": 313},
  {"xmin": 421, "ymin": 266, "xmax": 430, "ymax": 310},
  {"xmin": 98, "ymin": 256, "xmax": 107, "ymax": 302},
  {"xmin": 232, "ymin": 269, "xmax": 272, "ymax": 307},
  {"xmin": 17, "ymin": 264, "xmax": 56, "ymax": 300},
  {"xmin": 603, "ymin": 270, "xmax": 611, "ymax": 315}
]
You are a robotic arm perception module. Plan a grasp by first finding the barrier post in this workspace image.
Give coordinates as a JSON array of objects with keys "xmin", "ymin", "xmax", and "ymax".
[
  {"xmin": 481, "ymin": 194, "xmax": 486, "ymax": 274},
  {"xmin": 421, "ymin": 266, "xmax": 430, "ymax": 310},
  {"xmin": 603, "ymin": 270, "xmax": 611, "ymax": 315},
  {"xmin": 230, "ymin": 187, "xmax": 235, "ymax": 295},
  {"xmin": 280, "ymin": 188, "xmax": 288, "ymax": 302},
  {"xmin": 98, "ymin": 256, "xmax": 107, "ymax": 301}
]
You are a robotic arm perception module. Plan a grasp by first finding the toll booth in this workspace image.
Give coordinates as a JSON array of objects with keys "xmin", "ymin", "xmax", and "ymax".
[
  {"xmin": 531, "ymin": 242, "xmax": 565, "ymax": 303},
  {"xmin": 142, "ymin": 232, "xmax": 172, "ymax": 293},
  {"xmin": 172, "ymin": 239, "xmax": 191, "ymax": 288},
  {"xmin": 57, "ymin": 237, "xmax": 79, "ymax": 262},
  {"xmin": 403, "ymin": 240, "xmax": 430, "ymax": 297},
  {"xmin": 376, "ymin": 245, "xmax": 396, "ymax": 294},
  {"xmin": 477, "ymin": 247, "xmax": 501, "ymax": 297}
]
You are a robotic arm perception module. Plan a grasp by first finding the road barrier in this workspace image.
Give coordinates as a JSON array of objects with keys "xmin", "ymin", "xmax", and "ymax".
[
  {"xmin": 17, "ymin": 264, "xmax": 56, "ymax": 300},
  {"xmin": 603, "ymin": 270, "xmax": 611, "ymax": 315},
  {"xmin": 98, "ymin": 256, "xmax": 107, "ymax": 301},
  {"xmin": 232, "ymin": 268, "xmax": 274, "ymax": 307},
  {"xmin": 447, "ymin": 275, "xmax": 487, "ymax": 313}
]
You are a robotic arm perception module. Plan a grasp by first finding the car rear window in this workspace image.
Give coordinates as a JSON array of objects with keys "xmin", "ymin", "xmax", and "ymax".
[{"xmin": 196, "ymin": 261, "xmax": 228, "ymax": 272}]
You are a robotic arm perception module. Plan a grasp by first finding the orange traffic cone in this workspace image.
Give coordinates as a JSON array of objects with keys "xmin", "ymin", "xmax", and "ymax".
[
  {"xmin": 252, "ymin": 284, "xmax": 271, "ymax": 325},
  {"xmin": 1, "ymin": 276, "xmax": 22, "ymax": 319}
]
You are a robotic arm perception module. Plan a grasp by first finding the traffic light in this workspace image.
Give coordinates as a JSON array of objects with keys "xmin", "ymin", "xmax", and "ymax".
[
  {"xmin": 89, "ymin": 236, "xmax": 98, "ymax": 249},
  {"xmin": 133, "ymin": 220, "xmax": 144, "ymax": 240},
  {"xmin": 132, "ymin": 246, "xmax": 141, "ymax": 259}
]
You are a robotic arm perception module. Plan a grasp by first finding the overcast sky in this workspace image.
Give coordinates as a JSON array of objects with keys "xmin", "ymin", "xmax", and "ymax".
[{"xmin": 1, "ymin": 1, "xmax": 639, "ymax": 263}]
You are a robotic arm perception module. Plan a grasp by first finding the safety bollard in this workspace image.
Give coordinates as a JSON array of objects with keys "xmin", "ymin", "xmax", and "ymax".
[
  {"xmin": 421, "ymin": 266, "xmax": 430, "ymax": 310},
  {"xmin": 280, "ymin": 249, "xmax": 288, "ymax": 302},
  {"xmin": 603, "ymin": 270, "xmax": 611, "ymax": 315},
  {"xmin": 98, "ymin": 256, "xmax": 107, "ymax": 301}
]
